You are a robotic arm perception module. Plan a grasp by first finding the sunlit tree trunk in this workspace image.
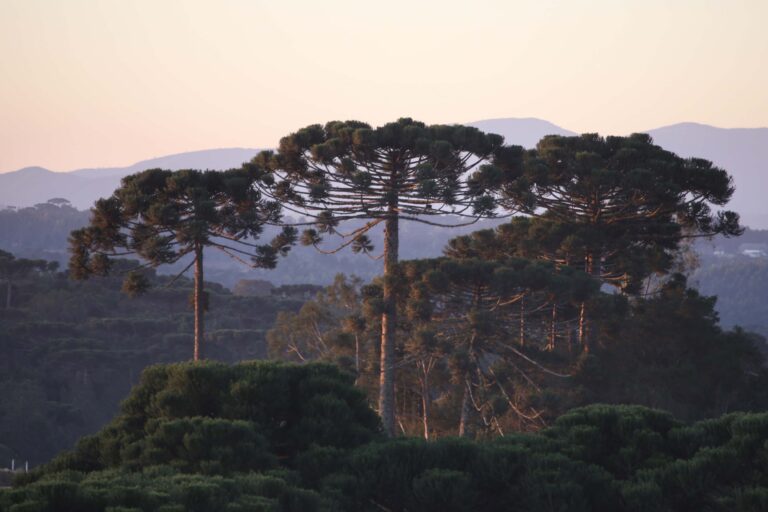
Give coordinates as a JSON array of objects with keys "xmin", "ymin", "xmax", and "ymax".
[
  {"xmin": 419, "ymin": 361, "xmax": 431, "ymax": 440},
  {"xmin": 579, "ymin": 252, "xmax": 599, "ymax": 352},
  {"xmin": 548, "ymin": 303, "xmax": 557, "ymax": 351},
  {"xmin": 193, "ymin": 245, "xmax": 205, "ymax": 361},
  {"xmin": 379, "ymin": 209, "xmax": 399, "ymax": 436}
]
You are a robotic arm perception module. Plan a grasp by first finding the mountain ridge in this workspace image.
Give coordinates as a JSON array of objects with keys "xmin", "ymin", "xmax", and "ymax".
[{"xmin": 2, "ymin": 119, "xmax": 766, "ymax": 227}]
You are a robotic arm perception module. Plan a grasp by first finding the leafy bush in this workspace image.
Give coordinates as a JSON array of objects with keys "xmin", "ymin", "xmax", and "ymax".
[
  {"xmin": 24, "ymin": 361, "xmax": 380, "ymax": 482},
  {"xmin": 6, "ymin": 363, "xmax": 768, "ymax": 512}
]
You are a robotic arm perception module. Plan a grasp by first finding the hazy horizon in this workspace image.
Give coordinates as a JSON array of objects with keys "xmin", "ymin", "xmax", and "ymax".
[{"xmin": 2, "ymin": 117, "xmax": 766, "ymax": 175}]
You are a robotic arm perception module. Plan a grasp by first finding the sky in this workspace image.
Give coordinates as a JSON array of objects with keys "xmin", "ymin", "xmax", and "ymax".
[{"xmin": 1, "ymin": 0, "xmax": 766, "ymax": 172}]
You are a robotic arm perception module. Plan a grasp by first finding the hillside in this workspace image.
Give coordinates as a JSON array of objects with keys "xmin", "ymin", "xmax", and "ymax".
[{"xmin": 0, "ymin": 263, "xmax": 307, "ymax": 465}]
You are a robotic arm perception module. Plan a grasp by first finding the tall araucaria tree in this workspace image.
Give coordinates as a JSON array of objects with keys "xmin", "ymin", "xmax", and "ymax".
[
  {"xmin": 493, "ymin": 133, "xmax": 743, "ymax": 349},
  {"xmin": 248, "ymin": 118, "xmax": 510, "ymax": 435},
  {"xmin": 69, "ymin": 168, "xmax": 296, "ymax": 361}
]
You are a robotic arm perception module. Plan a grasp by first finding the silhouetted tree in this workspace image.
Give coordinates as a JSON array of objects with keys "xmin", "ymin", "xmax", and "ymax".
[
  {"xmin": 69, "ymin": 168, "xmax": 296, "ymax": 360},
  {"xmin": 252, "ymin": 118, "xmax": 508, "ymax": 435},
  {"xmin": 493, "ymin": 133, "xmax": 742, "ymax": 348},
  {"xmin": 395, "ymin": 257, "xmax": 597, "ymax": 437}
]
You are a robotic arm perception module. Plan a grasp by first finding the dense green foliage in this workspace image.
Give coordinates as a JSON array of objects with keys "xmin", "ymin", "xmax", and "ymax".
[
  {"xmin": 256, "ymin": 117, "xmax": 509, "ymax": 435},
  {"xmin": 255, "ymin": 118, "xmax": 505, "ymax": 250},
  {"xmin": 580, "ymin": 275, "xmax": 768, "ymax": 420},
  {"xmin": 268, "ymin": 269, "xmax": 768, "ymax": 437},
  {"xmin": 4, "ymin": 364, "xmax": 768, "ymax": 512},
  {"xmin": 494, "ymin": 133, "xmax": 742, "ymax": 292},
  {"xmin": 0, "ymin": 263, "xmax": 305, "ymax": 466},
  {"xmin": 26, "ymin": 361, "xmax": 380, "ymax": 476}
]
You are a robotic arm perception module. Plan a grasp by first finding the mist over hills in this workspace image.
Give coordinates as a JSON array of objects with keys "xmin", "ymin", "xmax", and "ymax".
[
  {"xmin": 0, "ymin": 148, "xmax": 261, "ymax": 210},
  {"xmin": 0, "ymin": 118, "xmax": 765, "ymax": 228}
]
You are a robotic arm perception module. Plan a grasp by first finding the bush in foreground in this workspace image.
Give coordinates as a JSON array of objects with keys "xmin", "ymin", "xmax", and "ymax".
[{"xmin": 4, "ymin": 362, "xmax": 768, "ymax": 512}]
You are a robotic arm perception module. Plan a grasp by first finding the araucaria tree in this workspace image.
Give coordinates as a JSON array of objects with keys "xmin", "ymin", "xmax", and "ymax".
[
  {"xmin": 69, "ymin": 168, "xmax": 296, "ymax": 361},
  {"xmin": 396, "ymin": 257, "xmax": 597, "ymax": 438},
  {"xmin": 250, "ymin": 118, "xmax": 507, "ymax": 435},
  {"xmin": 494, "ymin": 133, "xmax": 742, "ymax": 348}
]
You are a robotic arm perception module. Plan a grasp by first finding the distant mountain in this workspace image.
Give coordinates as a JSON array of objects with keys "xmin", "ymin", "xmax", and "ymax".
[
  {"xmin": 0, "ymin": 167, "xmax": 96, "ymax": 210},
  {"xmin": 0, "ymin": 148, "xmax": 260, "ymax": 210},
  {"xmin": 69, "ymin": 148, "xmax": 261, "ymax": 179},
  {"xmin": 467, "ymin": 117, "xmax": 577, "ymax": 147},
  {"xmin": 0, "ymin": 119, "xmax": 576, "ymax": 210},
  {"xmin": 1, "ymin": 120, "xmax": 766, "ymax": 227},
  {"xmin": 643, "ymin": 123, "xmax": 768, "ymax": 230}
]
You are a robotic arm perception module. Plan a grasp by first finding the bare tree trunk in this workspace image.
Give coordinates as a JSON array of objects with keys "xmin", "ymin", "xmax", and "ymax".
[
  {"xmin": 193, "ymin": 245, "xmax": 205, "ymax": 361},
  {"xmin": 379, "ymin": 212, "xmax": 399, "ymax": 436}
]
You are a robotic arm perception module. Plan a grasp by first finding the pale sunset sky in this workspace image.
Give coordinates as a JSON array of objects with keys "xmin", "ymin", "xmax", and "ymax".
[{"xmin": 1, "ymin": 0, "xmax": 766, "ymax": 172}]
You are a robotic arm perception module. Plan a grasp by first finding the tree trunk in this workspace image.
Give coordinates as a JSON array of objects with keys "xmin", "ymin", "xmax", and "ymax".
[
  {"xmin": 579, "ymin": 252, "xmax": 600, "ymax": 353},
  {"xmin": 379, "ymin": 212, "xmax": 399, "ymax": 436},
  {"xmin": 519, "ymin": 294, "xmax": 526, "ymax": 347},
  {"xmin": 458, "ymin": 377, "xmax": 473, "ymax": 438},
  {"xmin": 578, "ymin": 302, "xmax": 588, "ymax": 352},
  {"xmin": 420, "ymin": 363, "xmax": 431, "ymax": 440},
  {"xmin": 5, "ymin": 279, "xmax": 11, "ymax": 309},
  {"xmin": 548, "ymin": 303, "xmax": 557, "ymax": 351},
  {"xmin": 193, "ymin": 245, "xmax": 205, "ymax": 361},
  {"xmin": 354, "ymin": 333, "xmax": 360, "ymax": 384}
]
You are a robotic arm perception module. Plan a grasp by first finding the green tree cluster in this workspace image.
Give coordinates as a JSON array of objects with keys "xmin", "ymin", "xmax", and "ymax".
[
  {"xmin": 5, "ymin": 363, "xmax": 768, "ymax": 512},
  {"xmin": 268, "ymin": 268, "xmax": 768, "ymax": 439},
  {"xmin": 252, "ymin": 118, "xmax": 506, "ymax": 435},
  {"xmin": 257, "ymin": 124, "xmax": 745, "ymax": 435},
  {"xmin": 52, "ymin": 120, "xmax": 765, "ymax": 445}
]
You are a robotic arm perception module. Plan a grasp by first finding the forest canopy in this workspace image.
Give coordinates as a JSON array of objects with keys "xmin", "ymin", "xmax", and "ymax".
[{"xmin": 5, "ymin": 362, "xmax": 768, "ymax": 512}]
